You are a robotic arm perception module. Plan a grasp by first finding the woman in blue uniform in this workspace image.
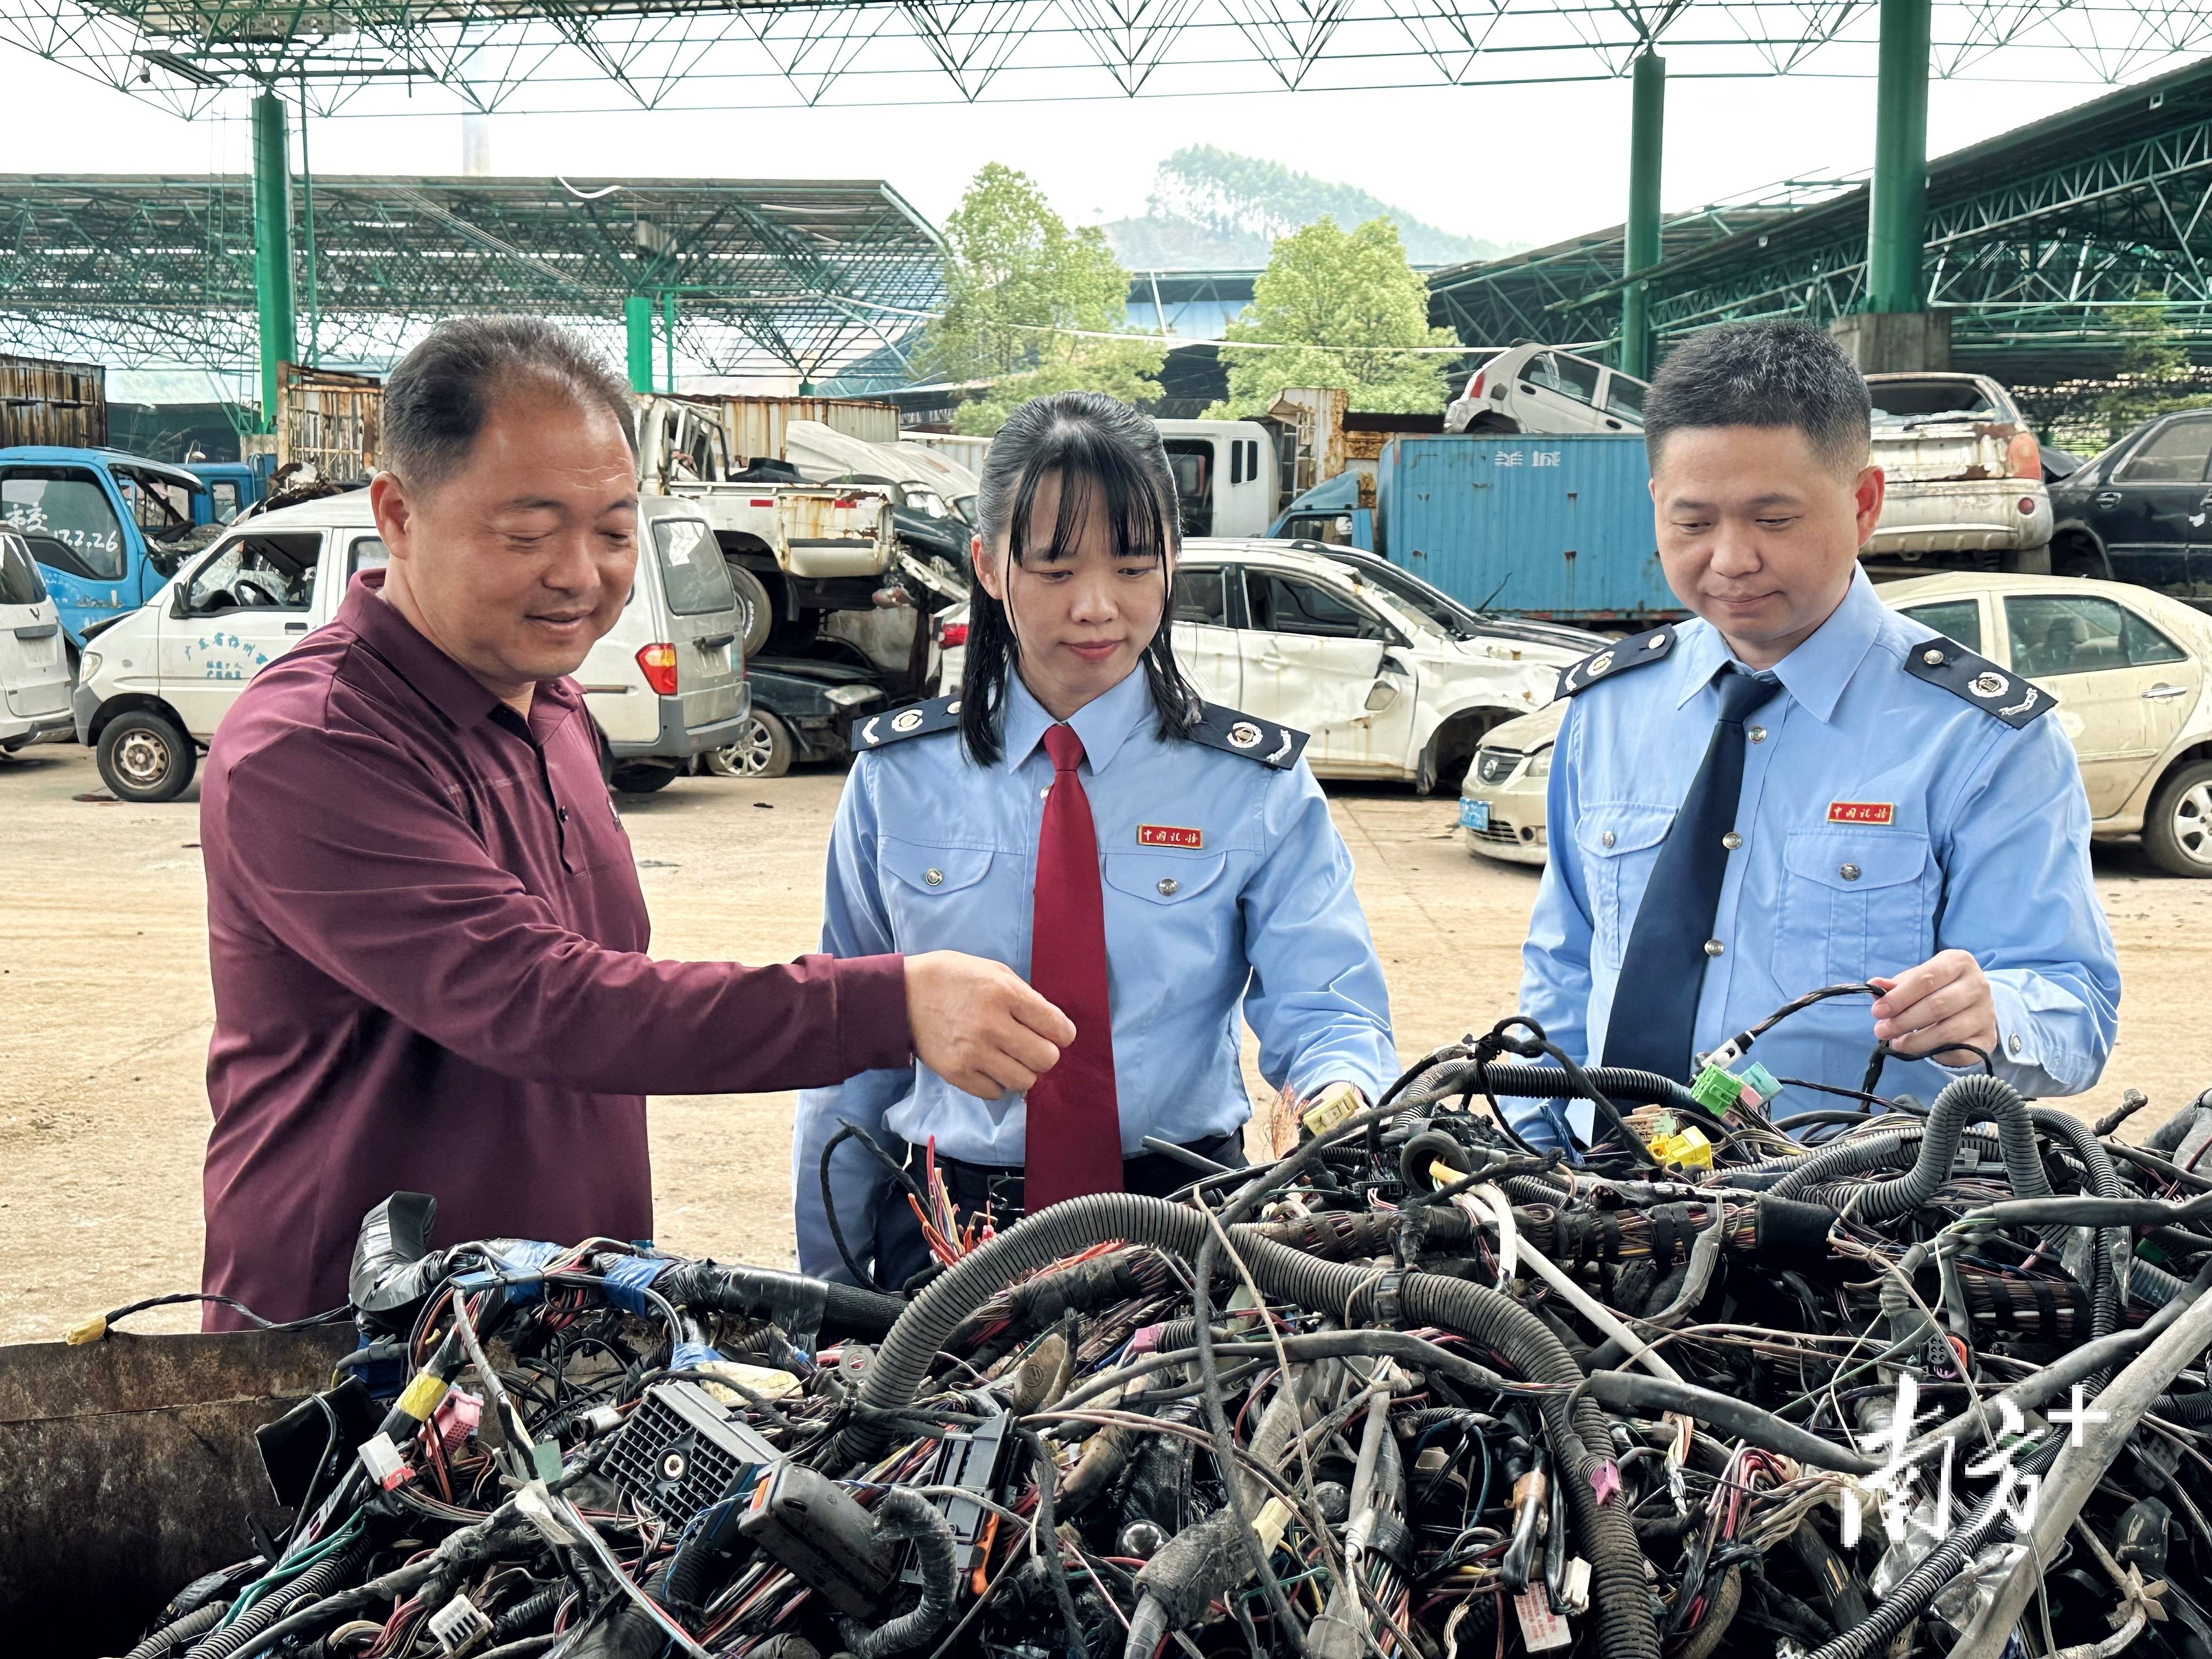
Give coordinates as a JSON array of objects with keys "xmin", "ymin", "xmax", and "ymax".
[{"xmin": 792, "ymin": 391, "xmax": 1397, "ymax": 1289}]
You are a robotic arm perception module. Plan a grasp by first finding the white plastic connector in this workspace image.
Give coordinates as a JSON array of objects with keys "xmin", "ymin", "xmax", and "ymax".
[
  {"xmin": 428, "ymin": 1592, "xmax": 494, "ymax": 1656},
  {"xmin": 357, "ymin": 1431, "xmax": 409, "ymax": 1492}
]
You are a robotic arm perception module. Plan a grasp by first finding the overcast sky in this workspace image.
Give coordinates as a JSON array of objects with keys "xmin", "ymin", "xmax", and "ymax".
[{"xmin": 6, "ymin": 50, "xmax": 2100, "ymax": 251}]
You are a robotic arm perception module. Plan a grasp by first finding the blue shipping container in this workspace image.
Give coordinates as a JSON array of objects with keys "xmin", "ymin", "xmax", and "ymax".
[{"xmin": 1375, "ymin": 432, "xmax": 1680, "ymax": 623}]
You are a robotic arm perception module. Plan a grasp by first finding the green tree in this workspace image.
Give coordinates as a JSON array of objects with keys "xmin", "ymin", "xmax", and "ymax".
[
  {"xmin": 923, "ymin": 163, "xmax": 1164, "ymax": 436},
  {"xmin": 2095, "ymin": 292, "xmax": 2208, "ymax": 445},
  {"xmin": 1205, "ymin": 216, "xmax": 1458, "ymax": 419}
]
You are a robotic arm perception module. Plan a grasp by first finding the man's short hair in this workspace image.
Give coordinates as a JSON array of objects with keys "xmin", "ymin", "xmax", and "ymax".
[
  {"xmin": 1644, "ymin": 320, "xmax": 1871, "ymax": 477},
  {"xmin": 382, "ymin": 316, "xmax": 637, "ymax": 491}
]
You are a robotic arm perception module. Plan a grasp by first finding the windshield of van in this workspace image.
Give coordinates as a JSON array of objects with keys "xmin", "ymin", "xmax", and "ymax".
[
  {"xmin": 654, "ymin": 517, "xmax": 737, "ymax": 616},
  {"xmin": 1, "ymin": 467, "xmax": 126, "ymax": 580}
]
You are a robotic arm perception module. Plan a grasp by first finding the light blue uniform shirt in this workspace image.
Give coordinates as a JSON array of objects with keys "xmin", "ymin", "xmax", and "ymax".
[
  {"xmin": 793, "ymin": 668, "xmax": 1398, "ymax": 1279},
  {"xmin": 1519, "ymin": 567, "xmax": 2120, "ymax": 1149}
]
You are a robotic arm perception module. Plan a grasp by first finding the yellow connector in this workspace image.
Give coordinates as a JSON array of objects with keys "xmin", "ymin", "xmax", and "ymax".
[
  {"xmin": 1644, "ymin": 1125, "xmax": 1713, "ymax": 1172},
  {"xmin": 1301, "ymin": 1081, "xmax": 1365, "ymax": 1139},
  {"xmin": 396, "ymin": 1372, "xmax": 450, "ymax": 1421},
  {"xmin": 65, "ymin": 1314, "xmax": 107, "ymax": 1346}
]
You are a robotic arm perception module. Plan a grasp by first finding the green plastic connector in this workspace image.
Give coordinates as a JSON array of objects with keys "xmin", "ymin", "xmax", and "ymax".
[{"xmin": 1690, "ymin": 1063, "xmax": 1743, "ymax": 1116}]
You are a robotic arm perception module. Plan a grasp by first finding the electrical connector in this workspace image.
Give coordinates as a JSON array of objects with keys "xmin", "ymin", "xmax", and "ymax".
[
  {"xmin": 1645, "ymin": 1124, "xmax": 1713, "ymax": 1172},
  {"xmin": 1690, "ymin": 1063, "xmax": 1745, "ymax": 1116},
  {"xmin": 428, "ymin": 1592, "xmax": 494, "ymax": 1656},
  {"xmin": 358, "ymin": 1431, "xmax": 410, "ymax": 1492},
  {"xmin": 432, "ymin": 1386, "xmax": 482, "ymax": 1455},
  {"xmin": 65, "ymin": 1314, "xmax": 107, "ymax": 1345},
  {"xmin": 1301, "ymin": 1080, "xmax": 1364, "ymax": 1139}
]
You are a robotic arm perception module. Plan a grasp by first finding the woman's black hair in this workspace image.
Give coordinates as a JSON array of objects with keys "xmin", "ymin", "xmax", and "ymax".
[{"xmin": 957, "ymin": 390, "xmax": 1204, "ymax": 766}]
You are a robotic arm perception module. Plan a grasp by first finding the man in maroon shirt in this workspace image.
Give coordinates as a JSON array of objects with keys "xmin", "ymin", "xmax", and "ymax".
[{"xmin": 199, "ymin": 318, "xmax": 1073, "ymax": 1324}]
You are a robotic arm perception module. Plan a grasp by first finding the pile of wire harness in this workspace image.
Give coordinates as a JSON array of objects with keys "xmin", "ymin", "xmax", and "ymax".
[{"xmin": 107, "ymin": 1011, "xmax": 2212, "ymax": 1659}]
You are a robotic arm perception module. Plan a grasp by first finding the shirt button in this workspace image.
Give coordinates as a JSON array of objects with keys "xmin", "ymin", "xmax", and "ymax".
[
  {"xmin": 558, "ymin": 807, "xmax": 570, "ymax": 823},
  {"xmin": 1839, "ymin": 862, "xmax": 1861, "ymax": 881},
  {"xmin": 2008, "ymin": 1033, "xmax": 2024, "ymax": 1057},
  {"xmin": 1040, "ymin": 786, "xmax": 1052, "ymax": 800},
  {"xmin": 1601, "ymin": 830, "xmax": 1617, "ymax": 848},
  {"xmin": 1747, "ymin": 725, "xmax": 1768, "ymax": 744},
  {"xmin": 1722, "ymin": 831, "xmax": 1742, "ymax": 850},
  {"xmin": 924, "ymin": 868, "xmax": 945, "ymax": 887},
  {"xmin": 1157, "ymin": 878, "xmax": 1180, "ymax": 897},
  {"xmin": 1704, "ymin": 939, "xmax": 1725, "ymax": 957}
]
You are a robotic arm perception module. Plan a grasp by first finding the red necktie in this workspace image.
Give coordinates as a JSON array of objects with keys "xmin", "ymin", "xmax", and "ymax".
[{"xmin": 1023, "ymin": 723, "xmax": 1123, "ymax": 1210}]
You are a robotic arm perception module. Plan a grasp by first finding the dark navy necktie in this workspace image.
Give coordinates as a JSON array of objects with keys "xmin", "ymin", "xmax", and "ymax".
[{"xmin": 1602, "ymin": 667, "xmax": 1777, "ymax": 1082}]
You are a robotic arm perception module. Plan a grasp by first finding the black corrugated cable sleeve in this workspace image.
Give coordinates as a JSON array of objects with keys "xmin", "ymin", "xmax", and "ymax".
[
  {"xmin": 2028, "ymin": 1106, "xmax": 2127, "ymax": 1340},
  {"xmin": 2153, "ymin": 1389, "xmax": 2212, "ymax": 1424},
  {"xmin": 1800, "ymin": 1436, "xmax": 2060, "ymax": 1659},
  {"xmin": 646, "ymin": 1258, "xmax": 903, "ymax": 1339},
  {"xmin": 179, "ymin": 1538, "xmax": 371, "ymax": 1659},
  {"xmin": 836, "ymin": 1193, "xmax": 1661, "ymax": 1659},
  {"xmin": 121, "ymin": 1602, "xmax": 225, "ymax": 1659},
  {"xmin": 1765, "ymin": 1074, "xmax": 2049, "ymax": 1215},
  {"xmin": 835, "ymin": 1488, "xmax": 961, "ymax": 1659}
]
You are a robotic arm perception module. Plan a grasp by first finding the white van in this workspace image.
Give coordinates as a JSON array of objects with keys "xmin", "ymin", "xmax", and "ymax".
[
  {"xmin": 1155, "ymin": 420, "xmax": 1279, "ymax": 538},
  {"xmin": 71, "ymin": 492, "xmax": 748, "ymax": 803},
  {"xmin": 0, "ymin": 529, "xmax": 74, "ymax": 752}
]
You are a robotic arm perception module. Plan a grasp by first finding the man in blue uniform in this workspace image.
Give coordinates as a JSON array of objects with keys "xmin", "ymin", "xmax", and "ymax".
[{"xmin": 1518, "ymin": 321, "xmax": 2119, "ymax": 1149}]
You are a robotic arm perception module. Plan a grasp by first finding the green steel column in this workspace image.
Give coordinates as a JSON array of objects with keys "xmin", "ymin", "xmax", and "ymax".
[
  {"xmin": 1867, "ymin": 0, "xmax": 1933, "ymax": 313},
  {"xmin": 625, "ymin": 296, "xmax": 654, "ymax": 393},
  {"xmin": 297, "ymin": 87, "xmax": 319, "ymax": 367},
  {"xmin": 250, "ymin": 91, "xmax": 298, "ymax": 432},
  {"xmin": 661, "ymin": 292, "xmax": 678, "ymax": 393},
  {"xmin": 1621, "ymin": 50, "xmax": 1665, "ymax": 380}
]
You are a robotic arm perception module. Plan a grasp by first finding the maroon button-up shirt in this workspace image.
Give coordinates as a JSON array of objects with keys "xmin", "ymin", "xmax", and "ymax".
[{"xmin": 199, "ymin": 572, "xmax": 910, "ymax": 1325}]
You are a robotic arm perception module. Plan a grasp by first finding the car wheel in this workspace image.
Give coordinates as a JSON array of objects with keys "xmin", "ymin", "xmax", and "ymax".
[
  {"xmin": 723, "ymin": 561, "xmax": 775, "ymax": 658},
  {"xmin": 98, "ymin": 710, "xmax": 197, "ymax": 803},
  {"xmin": 703, "ymin": 710, "xmax": 793, "ymax": 779},
  {"xmin": 610, "ymin": 763, "xmax": 680, "ymax": 795},
  {"xmin": 2145, "ymin": 760, "xmax": 2212, "ymax": 877}
]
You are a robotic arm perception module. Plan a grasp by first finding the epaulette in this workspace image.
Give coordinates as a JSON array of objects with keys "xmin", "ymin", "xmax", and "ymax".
[
  {"xmin": 1901, "ymin": 637, "xmax": 2053, "ymax": 729},
  {"xmin": 851, "ymin": 695, "xmax": 961, "ymax": 752},
  {"xmin": 1189, "ymin": 702, "xmax": 1308, "ymax": 770},
  {"xmin": 1555, "ymin": 623, "xmax": 1678, "ymax": 699}
]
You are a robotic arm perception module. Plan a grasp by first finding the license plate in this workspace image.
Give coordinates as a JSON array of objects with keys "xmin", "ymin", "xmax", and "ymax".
[{"xmin": 1459, "ymin": 799, "xmax": 1490, "ymax": 832}]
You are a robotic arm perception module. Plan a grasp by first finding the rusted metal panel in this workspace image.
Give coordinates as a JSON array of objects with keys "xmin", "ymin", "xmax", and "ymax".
[
  {"xmin": 1376, "ymin": 433, "xmax": 1679, "ymax": 623},
  {"xmin": 0, "ymin": 1327, "xmax": 353, "ymax": 1650},
  {"xmin": 697, "ymin": 396, "xmax": 900, "ymax": 464},
  {"xmin": 0, "ymin": 352, "xmax": 107, "ymax": 448},
  {"xmin": 276, "ymin": 364, "xmax": 383, "ymax": 483}
]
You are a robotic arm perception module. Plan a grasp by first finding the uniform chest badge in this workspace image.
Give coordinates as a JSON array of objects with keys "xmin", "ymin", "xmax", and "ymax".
[
  {"xmin": 1827, "ymin": 801, "xmax": 1896, "ymax": 825},
  {"xmin": 1138, "ymin": 825, "xmax": 1203, "ymax": 849}
]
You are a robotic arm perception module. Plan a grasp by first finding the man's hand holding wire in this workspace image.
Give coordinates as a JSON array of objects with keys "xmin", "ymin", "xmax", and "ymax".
[{"xmin": 1870, "ymin": 950, "xmax": 1999, "ymax": 1063}]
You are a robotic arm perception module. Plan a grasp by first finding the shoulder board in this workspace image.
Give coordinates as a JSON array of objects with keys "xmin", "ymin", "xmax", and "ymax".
[
  {"xmin": 851, "ymin": 695, "xmax": 962, "ymax": 752},
  {"xmin": 1189, "ymin": 702, "xmax": 1308, "ymax": 770},
  {"xmin": 1901, "ymin": 637, "xmax": 2053, "ymax": 729},
  {"xmin": 1556, "ymin": 624, "xmax": 1678, "ymax": 699}
]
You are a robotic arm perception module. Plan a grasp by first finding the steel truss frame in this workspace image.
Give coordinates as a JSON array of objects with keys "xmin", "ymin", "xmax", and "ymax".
[
  {"xmin": 1427, "ymin": 54, "xmax": 2212, "ymax": 383},
  {"xmin": 7, "ymin": 0, "xmax": 2212, "ymax": 117},
  {"xmin": 0, "ymin": 172, "xmax": 943, "ymax": 377}
]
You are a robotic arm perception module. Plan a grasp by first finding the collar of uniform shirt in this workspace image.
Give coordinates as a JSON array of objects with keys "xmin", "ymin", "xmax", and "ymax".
[
  {"xmin": 1669, "ymin": 562, "xmax": 1887, "ymax": 725},
  {"xmin": 340, "ymin": 566, "xmax": 583, "ymax": 741},
  {"xmin": 1000, "ymin": 662, "xmax": 1153, "ymax": 773}
]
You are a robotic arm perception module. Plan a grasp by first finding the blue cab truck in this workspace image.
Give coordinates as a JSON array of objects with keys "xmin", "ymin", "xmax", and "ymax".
[
  {"xmin": 0, "ymin": 447, "xmax": 217, "ymax": 657},
  {"xmin": 1269, "ymin": 431, "xmax": 1680, "ymax": 625}
]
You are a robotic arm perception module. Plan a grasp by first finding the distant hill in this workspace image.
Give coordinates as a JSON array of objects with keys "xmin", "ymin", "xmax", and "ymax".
[{"xmin": 1101, "ymin": 145, "xmax": 1521, "ymax": 270}]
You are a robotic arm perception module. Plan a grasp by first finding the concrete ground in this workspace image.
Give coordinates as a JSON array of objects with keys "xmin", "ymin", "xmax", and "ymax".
[{"xmin": 3, "ymin": 740, "xmax": 2207, "ymax": 1346}]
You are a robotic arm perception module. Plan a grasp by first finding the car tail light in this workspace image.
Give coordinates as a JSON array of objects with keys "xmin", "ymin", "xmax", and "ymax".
[
  {"xmin": 636, "ymin": 642, "xmax": 678, "ymax": 696},
  {"xmin": 1467, "ymin": 371, "xmax": 1485, "ymax": 401},
  {"xmin": 749, "ymin": 498, "xmax": 775, "ymax": 507},
  {"xmin": 936, "ymin": 620, "xmax": 969, "ymax": 648},
  {"xmin": 2007, "ymin": 431, "xmax": 2041, "ymax": 480},
  {"xmin": 833, "ymin": 498, "xmax": 859, "ymax": 509},
  {"xmin": 2019, "ymin": 496, "xmax": 2037, "ymax": 515}
]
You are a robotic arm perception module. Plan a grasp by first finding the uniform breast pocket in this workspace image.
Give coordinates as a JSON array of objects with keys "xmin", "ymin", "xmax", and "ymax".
[
  {"xmin": 880, "ymin": 838, "xmax": 999, "ymax": 955},
  {"xmin": 1576, "ymin": 804, "xmax": 1675, "ymax": 972},
  {"xmin": 1101, "ymin": 852, "xmax": 1235, "ymax": 953},
  {"xmin": 1774, "ymin": 830, "xmax": 1932, "ymax": 990}
]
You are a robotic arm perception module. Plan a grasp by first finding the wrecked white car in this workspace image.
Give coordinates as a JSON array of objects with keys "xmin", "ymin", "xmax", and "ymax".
[{"xmin": 1863, "ymin": 372, "xmax": 2053, "ymax": 572}]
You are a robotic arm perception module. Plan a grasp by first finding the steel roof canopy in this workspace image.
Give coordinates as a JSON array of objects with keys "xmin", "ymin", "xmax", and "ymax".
[{"xmin": 0, "ymin": 172, "xmax": 943, "ymax": 378}]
